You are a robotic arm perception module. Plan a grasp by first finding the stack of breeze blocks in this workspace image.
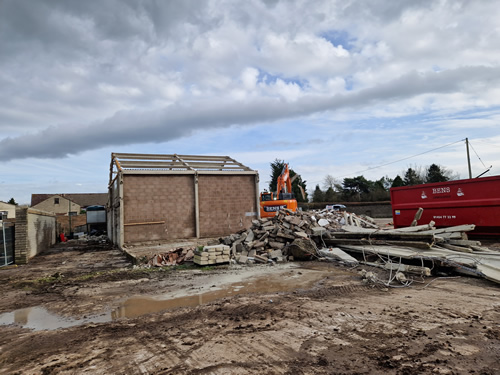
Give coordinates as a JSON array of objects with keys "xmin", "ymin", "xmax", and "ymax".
[{"xmin": 194, "ymin": 244, "xmax": 231, "ymax": 265}]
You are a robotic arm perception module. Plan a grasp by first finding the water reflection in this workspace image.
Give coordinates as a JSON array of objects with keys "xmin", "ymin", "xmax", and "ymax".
[
  {"xmin": 1, "ymin": 267, "xmax": 329, "ymax": 330},
  {"xmin": 0, "ymin": 307, "xmax": 110, "ymax": 331}
]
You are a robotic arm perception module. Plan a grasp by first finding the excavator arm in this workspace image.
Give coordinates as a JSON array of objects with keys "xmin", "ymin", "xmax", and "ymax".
[
  {"xmin": 276, "ymin": 164, "xmax": 293, "ymax": 198},
  {"xmin": 260, "ymin": 163, "xmax": 298, "ymax": 218}
]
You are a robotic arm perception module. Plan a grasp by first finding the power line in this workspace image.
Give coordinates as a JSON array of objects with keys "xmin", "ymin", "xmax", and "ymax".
[
  {"xmin": 334, "ymin": 139, "xmax": 465, "ymax": 179},
  {"xmin": 468, "ymin": 140, "xmax": 487, "ymax": 169}
]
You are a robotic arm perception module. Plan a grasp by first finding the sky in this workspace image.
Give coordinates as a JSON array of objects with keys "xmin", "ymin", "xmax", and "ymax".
[{"xmin": 1, "ymin": 0, "xmax": 500, "ymax": 205}]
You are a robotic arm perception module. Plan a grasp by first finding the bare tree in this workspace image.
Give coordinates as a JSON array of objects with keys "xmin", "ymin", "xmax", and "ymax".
[{"xmin": 323, "ymin": 174, "xmax": 341, "ymax": 191}]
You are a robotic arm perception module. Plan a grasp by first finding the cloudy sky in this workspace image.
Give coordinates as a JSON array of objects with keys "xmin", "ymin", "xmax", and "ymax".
[{"xmin": 1, "ymin": 0, "xmax": 500, "ymax": 204}]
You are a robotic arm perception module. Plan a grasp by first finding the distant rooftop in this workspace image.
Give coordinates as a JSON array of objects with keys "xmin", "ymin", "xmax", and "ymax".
[{"xmin": 31, "ymin": 193, "xmax": 108, "ymax": 207}]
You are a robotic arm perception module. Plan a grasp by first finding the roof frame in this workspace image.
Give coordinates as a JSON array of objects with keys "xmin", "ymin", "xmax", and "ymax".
[{"xmin": 110, "ymin": 153, "xmax": 255, "ymax": 183}]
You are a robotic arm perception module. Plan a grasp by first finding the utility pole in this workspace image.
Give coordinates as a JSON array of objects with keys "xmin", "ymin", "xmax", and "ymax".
[{"xmin": 466, "ymin": 138, "xmax": 472, "ymax": 179}]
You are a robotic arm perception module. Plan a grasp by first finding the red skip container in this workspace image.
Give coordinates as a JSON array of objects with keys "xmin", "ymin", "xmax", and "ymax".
[{"xmin": 390, "ymin": 175, "xmax": 500, "ymax": 235}]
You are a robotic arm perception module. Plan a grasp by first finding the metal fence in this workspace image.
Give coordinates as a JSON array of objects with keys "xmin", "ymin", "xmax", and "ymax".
[{"xmin": 0, "ymin": 221, "xmax": 15, "ymax": 267}]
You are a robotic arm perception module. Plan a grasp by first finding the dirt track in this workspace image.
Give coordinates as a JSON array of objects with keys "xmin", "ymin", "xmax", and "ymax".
[{"xmin": 0, "ymin": 241, "xmax": 499, "ymax": 374}]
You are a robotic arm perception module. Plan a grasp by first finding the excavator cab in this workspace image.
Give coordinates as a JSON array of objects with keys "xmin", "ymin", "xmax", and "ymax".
[
  {"xmin": 260, "ymin": 191, "xmax": 273, "ymax": 201},
  {"xmin": 278, "ymin": 192, "xmax": 295, "ymax": 200}
]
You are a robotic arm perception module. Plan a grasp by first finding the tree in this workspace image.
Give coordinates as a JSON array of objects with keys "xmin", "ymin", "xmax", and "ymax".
[
  {"xmin": 324, "ymin": 187, "xmax": 336, "ymax": 202},
  {"xmin": 268, "ymin": 159, "xmax": 308, "ymax": 202},
  {"xmin": 370, "ymin": 177, "xmax": 390, "ymax": 201},
  {"xmin": 426, "ymin": 164, "xmax": 449, "ymax": 183},
  {"xmin": 322, "ymin": 174, "xmax": 338, "ymax": 191},
  {"xmin": 7, "ymin": 197, "xmax": 18, "ymax": 205},
  {"xmin": 342, "ymin": 176, "xmax": 371, "ymax": 201},
  {"xmin": 403, "ymin": 168, "xmax": 423, "ymax": 186},
  {"xmin": 312, "ymin": 185, "xmax": 325, "ymax": 202},
  {"xmin": 391, "ymin": 175, "xmax": 404, "ymax": 188}
]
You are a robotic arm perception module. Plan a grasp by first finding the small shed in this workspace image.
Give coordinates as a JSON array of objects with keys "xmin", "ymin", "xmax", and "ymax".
[{"xmin": 108, "ymin": 153, "xmax": 260, "ymax": 248}]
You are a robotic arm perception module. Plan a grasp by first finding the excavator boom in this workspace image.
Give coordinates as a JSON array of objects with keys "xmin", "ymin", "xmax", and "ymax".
[{"xmin": 260, "ymin": 163, "xmax": 298, "ymax": 218}]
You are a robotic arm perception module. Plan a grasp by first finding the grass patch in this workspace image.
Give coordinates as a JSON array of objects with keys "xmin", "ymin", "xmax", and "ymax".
[
  {"xmin": 10, "ymin": 263, "xmax": 203, "ymax": 290},
  {"xmin": 199, "ymin": 266, "xmax": 215, "ymax": 271}
]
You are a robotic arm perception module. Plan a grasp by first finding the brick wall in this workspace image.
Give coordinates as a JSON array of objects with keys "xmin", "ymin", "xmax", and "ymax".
[
  {"xmin": 198, "ymin": 175, "xmax": 257, "ymax": 237},
  {"xmin": 57, "ymin": 214, "xmax": 87, "ymax": 235},
  {"xmin": 123, "ymin": 175, "xmax": 196, "ymax": 243},
  {"xmin": 15, "ymin": 207, "xmax": 57, "ymax": 264}
]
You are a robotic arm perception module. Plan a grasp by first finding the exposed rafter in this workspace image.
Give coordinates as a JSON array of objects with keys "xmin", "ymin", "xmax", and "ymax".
[{"xmin": 110, "ymin": 153, "xmax": 255, "ymax": 184}]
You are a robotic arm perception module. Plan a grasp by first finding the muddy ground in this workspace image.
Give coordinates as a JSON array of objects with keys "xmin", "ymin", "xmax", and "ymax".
[{"xmin": 0, "ymin": 240, "xmax": 499, "ymax": 375}]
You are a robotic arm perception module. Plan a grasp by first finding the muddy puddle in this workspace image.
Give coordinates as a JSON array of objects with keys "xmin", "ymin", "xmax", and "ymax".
[
  {"xmin": 0, "ymin": 307, "xmax": 111, "ymax": 331},
  {"xmin": 0, "ymin": 266, "xmax": 333, "ymax": 331}
]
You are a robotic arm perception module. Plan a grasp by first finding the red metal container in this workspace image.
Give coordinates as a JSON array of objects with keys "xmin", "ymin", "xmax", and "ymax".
[{"xmin": 390, "ymin": 175, "xmax": 500, "ymax": 235}]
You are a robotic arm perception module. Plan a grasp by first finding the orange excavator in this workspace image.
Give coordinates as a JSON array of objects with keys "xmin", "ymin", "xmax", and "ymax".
[{"xmin": 260, "ymin": 163, "xmax": 300, "ymax": 218}]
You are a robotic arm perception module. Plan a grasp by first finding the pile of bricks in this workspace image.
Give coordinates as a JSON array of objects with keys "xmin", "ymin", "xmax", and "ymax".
[
  {"xmin": 194, "ymin": 244, "xmax": 231, "ymax": 265},
  {"xmin": 220, "ymin": 208, "xmax": 372, "ymax": 265}
]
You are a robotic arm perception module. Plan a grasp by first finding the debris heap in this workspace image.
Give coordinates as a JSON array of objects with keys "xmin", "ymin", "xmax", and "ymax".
[
  {"xmin": 219, "ymin": 208, "xmax": 374, "ymax": 264},
  {"xmin": 325, "ymin": 221, "xmax": 500, "ymax": 285}
]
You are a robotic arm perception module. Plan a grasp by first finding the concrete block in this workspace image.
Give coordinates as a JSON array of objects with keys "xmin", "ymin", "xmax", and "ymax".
[
  {"xmin": 269, "ymin": 241, "xmax": 284, "ymax": 249},
  {"xmin": 238, "ymin": 255, "xmax": 248, "ymax": 264},
  {"xmin": 269, "ymin": 250, "xmax": 283, "ymax": 259},
  {"xmin": 244, "ymin": 230, "xmax": 255, "ymax": 243},
  {"xmin": 204, "ymin": 244, "xmax": 230, "ymax": 252},
  {"xmin": 194, "ymin": 258, "xmax": 209, "ymax": 265},
  {"xmin": 254, "ymin": 255, "xmax": 267, "ymax": 263},
  {"xmin": 248, "ymin": 249, "xmax": 256, "ymax": 257},
  {"xmin": 311, "ymin": 227, "xmax": 326, "ymax": 236},
  {"xmin": 294, "ymin": 231, "xmax": 308, "ymax": 239}
]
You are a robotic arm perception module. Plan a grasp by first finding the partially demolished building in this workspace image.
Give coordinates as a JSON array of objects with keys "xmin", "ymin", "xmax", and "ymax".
[{"xmin": 108, "ymin": 153, "xmax": 259, "ymax": 248}]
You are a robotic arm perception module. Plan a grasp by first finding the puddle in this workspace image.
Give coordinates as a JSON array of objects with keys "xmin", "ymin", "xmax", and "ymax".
[
  {"xmin": 112, "ymin": 268, "xmax": 325, "ymax": 319},
  {"xmin": 0, "ymin": 267, "xmax": 331, "ymax": 330},
  {"xmin": 0, "ymin": 307, "xmax": 110, "ymax": 331}
]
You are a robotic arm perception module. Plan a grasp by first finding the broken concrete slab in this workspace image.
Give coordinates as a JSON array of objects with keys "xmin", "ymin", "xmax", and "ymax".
[{"xmin": 318, "ymin": 248, "xmax": 359, "ymax": 267}]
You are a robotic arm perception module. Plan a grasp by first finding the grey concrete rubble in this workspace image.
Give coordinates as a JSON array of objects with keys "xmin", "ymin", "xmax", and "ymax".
[
  {"xmin": 317, "ymin": 248, "xmax": 359, "ymax": 267},
  {"xmin": 140, "ymin": 206, "xmax": 500, "ymax": 286},
  {"xmin": 326, "ymin": 221, "xmax": 500, "ymax": 285},
  {"xmin": 218, "ymin": 207, "xmax": 500, "ymax": 285},
  {"xmin": 218, "ymin": 208, "xmax": 364, "ymax": 264}
]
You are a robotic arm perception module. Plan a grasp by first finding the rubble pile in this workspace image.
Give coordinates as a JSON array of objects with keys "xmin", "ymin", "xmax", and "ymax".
[
  {"xmin": 325, "ymin": 221, "xmax": 500, "ymax": 285},
  {"xmin": 148, "ymin": 247, "xmax": 194, "ymax": 267},
  {"xmin": 219, "ymin": 208, "xmax": 373, "ymax": 264},
  {"xmin": 74, "ymin": 234, "xmax": 109, "ymax": 244}
]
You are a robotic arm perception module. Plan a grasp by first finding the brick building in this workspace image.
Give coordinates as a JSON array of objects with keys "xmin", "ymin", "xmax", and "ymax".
[{"xmin": 108, "ymin": 153, "xmax": 259, "ymax": 248}]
